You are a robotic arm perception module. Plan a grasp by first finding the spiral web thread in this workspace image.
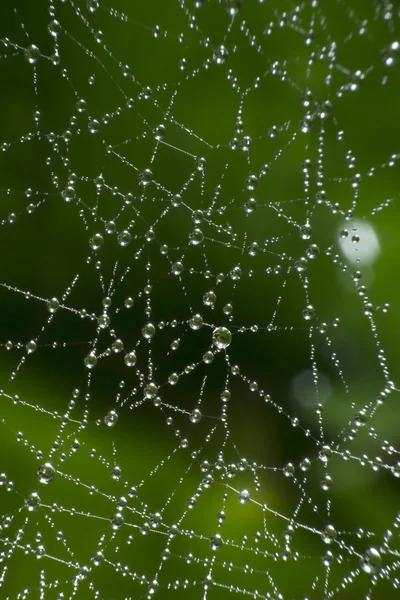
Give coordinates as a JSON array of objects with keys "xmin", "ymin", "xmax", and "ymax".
[{"xmin": 0, "ymin": 0, "xmax": 400, "ymax": 599}]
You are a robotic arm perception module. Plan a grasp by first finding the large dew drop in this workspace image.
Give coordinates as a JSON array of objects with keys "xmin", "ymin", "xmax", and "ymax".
[
  {"xmin": 210, "ymin": 533, "xmax": 223, "ymax": 550},
  {"xmin": 238, "ymin": 489, "xmax": 250, "ymax": 504},
  {"xmin": 225, "ymin": 0, "xmax": 242, "ymax": 17},
  {"xmin": 25, "ymin": 44, "xmax": 41, "ymax": 65},
  {"xmin": 104, "ymin": 409, "xmax": 119, "ymax": 427},
  {"xmin": 212, "ymin": 327, "xmax": 232, "ymax": 349},
  {"xmin": 360, "ymin": 547, "xmax": 382, "ymax": 574},
  {"xmin": 37, "ymin": 462, "xmax": 56, "ymax": 484},
  {"xmin": 25, "ymin": 492, "xmax": 41, "ymax": 511}
]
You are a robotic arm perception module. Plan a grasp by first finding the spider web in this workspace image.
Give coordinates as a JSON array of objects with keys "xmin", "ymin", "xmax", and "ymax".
[{"xmin": 0, "ymin": 0, "xmax": 400, "ymax": 598}]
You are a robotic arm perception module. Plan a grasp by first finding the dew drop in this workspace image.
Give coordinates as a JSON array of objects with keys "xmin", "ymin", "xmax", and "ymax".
[
  {"xmin": 381, "ymin": 41, "xmax": 400, "ymax": 67},
  {"xmin": 142, "ymin": 323, "xmax": 156, "ymax": 339},
  {"xmin": 26, "ymin": 340, "xmax": 37, "ymax": 354},
  {"xmin": 104, "ymin": 410, "xmax": 119, "ymax": 427},
  {"xmin": 213, "ymin": 45, "xmax": 229, "ymax": 65},
  {"xmin": 124, "ymin": 351, "xmax": 137, "ymax": 367},
  {"xmin": 189, "ymin": 228, "xmax": 204, "ymax": 245},
  {"xmin": 25, "ymin": 492, "xmax": 41, "ymax": 511},
  {"xmin": 111, "ymin": 512, "xmax": 124, "ymax": 530},
  {"xmin": 360, "ymin": 547, "xmax": 382, "ymax": 574},
  {"xmin": 210, "ymin": 533, "xmax": 223, "ymax": 551},
  {"xmin": 90, "ymin": 233, "xmax": 104, "ymax": 250},
  {"xmin": 245, "ymin": 175, "xmax": 258, "ymax": 191},
  {"xmin": 189, "ymin": 314, "xmax": 203, "ymax": 330},
  {"xmin": 62, "ymin": 186, "xmax": 76, "ymax": 202},
  {"xmin": 203, "ymin": 290, "xmax": 216, "ymax": 306},
  {"xmin": 238, "ymin": 489, "xmax": 250, "ymax": 504},
  {"xmin": 37, "ymin": 462, "xmax": 56, "ymax": 484},
  {"xmin": 47, "ymin": 297, "xmax": 60, "ymax": 313},
  {"xmin": 118, "ymin": 230, "xmax": 132, "ymax": 247},
  {"xmin": 190, "ymin": 409, "xmax": 202, "ymax": 423},
  {"xmin": 139, "ymin": 169, "xmax": 153, "ymax": 186},
  {"xmin": 172, "ymin": 261, "xmax": 184, "ymax": 276},
  {"xmin": 225, "ymin": 0, "xmax": 242, "ymax": 17},
  {"xmin": 212, "ymin": 327, "xmax": 232, "ymax": 349},
  {"xmin": 25, "ymin": 44, "xmax": 41, "ymax": 65},
  {"xmin": 302, "ymin": 305, "xmax": 315, "ymax": 321},
  {"xmin": 48, "ymin": 20, "xmax": 62, "ymax": 38},
  {"xmin": 153, "ymin": 124, "xmax": 166, "ymax": 140},
  {"xmin": 84, "ymin": 352, "xmax": 98, "ymax": 369},
  {"xmin": 322, "ymin": 524, "xmax": 337, "ymax": 544}
]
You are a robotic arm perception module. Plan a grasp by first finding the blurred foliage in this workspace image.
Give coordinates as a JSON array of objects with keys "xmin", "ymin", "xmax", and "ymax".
[{"xmin": 0, "ymin": 0, "xmax": 400, "ymax": 599}]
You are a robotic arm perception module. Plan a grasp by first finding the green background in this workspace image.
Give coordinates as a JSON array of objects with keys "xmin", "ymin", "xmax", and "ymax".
[{"xmin": 0, "ymin": 0, "xmax": 399, "ymax": 598}]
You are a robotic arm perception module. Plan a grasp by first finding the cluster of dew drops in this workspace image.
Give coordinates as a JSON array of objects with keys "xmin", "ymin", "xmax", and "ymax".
[{"xmin": 1, "ymin": 0, "xmax": 400, "ymax": 598}]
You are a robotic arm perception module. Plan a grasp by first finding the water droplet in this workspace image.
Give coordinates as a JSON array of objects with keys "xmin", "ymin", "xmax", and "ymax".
[
  {"xmin": 302, "ymin": 305, "xmax": 315, "ymax": 321},
  {"xmin": 112, "ymin": 339, "xmax": 124, "ymax": 353},
  {"xmin": 166, "ymin": 371, "xmax": 178, "ymax": 386},
  {"xmin": 225, "ymin": 0, "xmax": 242, "ymax": 16},
  {"xmin": 86, "ymin": 0, "xmax": 99, "ymax": 12},
  {"xmin": 172, "ymin": 261, "xmax": 184, "ymax": 275},
  {"xmin": 295, "ymin": 258, "xmax": 307, "ymax": 272},
  {"xmin": 124, "ymin": 351, "xmax": 137, "ymax": 367},
  {"xmin": 360, "ymin": 547, "xmax": 382, "ymax": 574},
  {"xmin": 210, "ymin": 533, "xmax": 223, "ymax": 550},
  {"xmin": 283, "ymin": 463, "xmax": 295, "ymax": 477},
  {"xmin": 139, "ymin": 169, "xmax": 153, "ymax": 186},
  {"xmin": 353, "ymin": 412, "xmax": 366, "ymax": 427},
  {"xmin": 25, "ymin": 44, "xmax": 41, "ymax": 65},
  {"xmin": 48, "ymin": 20, "xmax": 62, "ymax": 38},
  {"xmin": 153, "ymin": 124, "xmax": 166, "ymax": 140},
  {"xmin": 213, "ymin": 45, "xmax": 229, "ymax": 65},
  {"xmin": 244, "ymin": 198, "xmax": 256, "ymax": 214},
  {"xmin": 144, "ymin": 382, "xmax": 158, "ymax": 399},
  {"xmin": 62, "ymin": 186, "xmax": 76, "ymax": 202},
  {"xmin": 189, "ymin": 228, "xmax": 204, "ymax": 245},
  {"xmin": 189, "ymin": 314, "xmax": 203, "ymax": 330},
  {"xmin": 230, "ymin": 266, "xmax": 242, "ymax": 280},
  {"xmin": 195, "ymin": 157, "xmax": 206, "ymax": 171},
  {"xmin": 306, "ymin": 244, "xmax": 319, "ymax": 259},
  {"xmin": 118, "ymin": 230, "xmax": 132, "ymax": 247},
  {"xmin": 47, "ymin": 297, "xmax": 60, "ymax": 313},
  {"xmin": 300, "ymin": 458, "xmax": 311, "ymax": 471},
  {"xmin": 238, "ymin": 489, "xmax": 250, "ymax": 504},
  {"xmin": 381, "ymin": 41, "xmax": 400, "ymax": 67},
  {"xmin": 300, "ymin": 224, "xmax": 312, "ymax": 239},
  {"xmin": 302, "ymin": 90, "xmax": 313, "ymax": 107},
  {"xmin": 25, "ymin": 492, "xmax": 41, "ymax": 511},
  {"xmin": 318, "ymin": 101, "xmax": 332, "ymax": 119},
  {"xmin": 84, "ymin": 352, "xmax": 98, "ymax": 369},
  {"xmin": 111, "ymin": 512, "xmax": 124, "ymax": 530},
  {"xmin": 221, "ymin": 389, "xmax": 231, "ymax": 402},
  {"xmin": 321, "ymin": 475, "xmax": 332, "ymax": 491},
  {"xmin": 203, "ymin": 351, "xmax": 214, "ymax": 363},
  {"xmin": 322, "ymin": 524, "xmax": 337, "ymax": 544},
  {"xmin": 90, "ymin": 233, "xmax": 104, "ymax": 250},
  {"xmin": 142, "ymin": 323, "xmax": 156, "ymax": 339},
  {"xmin": 37, "ymin": 462, "xmax": 56, "ymax": 484},
  {"xmin": 190, "ymin": 409, "xmax": 202, "ymax": 423},
  {"xmin": 104, "ymin": 410, "xmax": 118, "ymax": 427},
  {"xmin": 124, "ymin": 297, "xmax": 134, "ymax": 309},
  {"xmin": 212, "ymin": 327, "xmax": 232, "ymax": 349},
  {"xmin": 241, "ymin": 136, "xmax": 252, "ymax": 152},
  {"xmin": 26, "ymin": 340, "xmax": 37, "ymax": 354},
  {"xmin": 245, "ymin": 175, "xmax": 258, "ymax": 191},
  {"xmin": 203, "ymin": 290, "xmax": 216, "ymax": 306},
  {"xmin": 192, "ymin": 209, "xmax": 204, "ymax": 224},
  {"xmin": 178, "ymin": 58, "xmax": 187, "ymax": 70},
  {"xmin": 98, "ymin": 315, "xmax": 110, "ymax": 329}
]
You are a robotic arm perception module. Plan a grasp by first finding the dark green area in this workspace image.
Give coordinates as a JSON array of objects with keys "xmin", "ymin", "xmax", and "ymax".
[{"xmin": 0, "ymin": 1, "xmax": 399, "ymax": 599}]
